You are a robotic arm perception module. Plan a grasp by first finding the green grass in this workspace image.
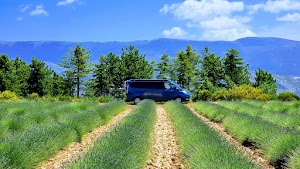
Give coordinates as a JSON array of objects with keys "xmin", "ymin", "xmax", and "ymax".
[
  {"xmin": 193, "ymin": 101, "xmax": 233, "ymax": 122},
  {"xmin": 220, "ymin": 101, "xmax": 300, "ymax": 131},
  {"xmin": 69, "ymin": 100, "xmax": 156, "ymax": 169},
  {"xmin": 289, "ymin": 147, "xmax": 300, "ymax": 169},
  {"xmin": 223, "ymin": 113, "xmax": 300, "ymax": 166},
  {"xmin": 165, "ymin": 101, "xmax": 258, "ymax": 169},
  {"xmin": 0, "ymin": 100, "xmax": 127, "ymax": 168}
]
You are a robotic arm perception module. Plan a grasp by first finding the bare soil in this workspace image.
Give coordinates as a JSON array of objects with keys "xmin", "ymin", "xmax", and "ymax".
[
  {"xmin": 187, "ymin": 103, "xmax": 274, "ymax": 169},
  {"xmin": 144, "ymin": 106, "xmax": 185, "ymax": 169},
  {"xmin": 37, "ymin": 106, "xmax": 134, "ymax": 169}
]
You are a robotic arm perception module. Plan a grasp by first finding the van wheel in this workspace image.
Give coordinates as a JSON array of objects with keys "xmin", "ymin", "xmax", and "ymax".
[
  {"xmin": 134, "ymin": 97, "xmax": 141, "ymax": 105},
  {"xmin": 175, "ymin": 97, "xmax": 182, "ymax": 103}
]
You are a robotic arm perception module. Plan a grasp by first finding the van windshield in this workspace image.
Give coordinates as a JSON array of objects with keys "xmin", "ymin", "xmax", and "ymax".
[{"xmin": 165, "ymin": 81, "xmax": 182, "ymax": 90}]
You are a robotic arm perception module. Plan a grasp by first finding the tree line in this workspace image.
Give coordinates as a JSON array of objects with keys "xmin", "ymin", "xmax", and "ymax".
[{"xmin": 0, "ymin": 44, "xmax": 278, "ymax": 100}]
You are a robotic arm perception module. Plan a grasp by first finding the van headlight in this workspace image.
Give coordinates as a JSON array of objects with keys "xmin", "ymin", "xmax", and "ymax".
[{"xmin": 183, "ymin": 90, "xmax": 189, "ymax": 95}]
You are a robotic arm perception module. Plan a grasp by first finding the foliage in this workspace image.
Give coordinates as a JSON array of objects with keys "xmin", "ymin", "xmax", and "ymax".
[
  {"xmin": 211, "ymin": 89, "xmax": 234, "ymax": 101},
  {"xmin": 27, "ymin": 57, "xmax": 53, "ymax": 96},
  {"xmin": 223, "ymin": 49, "xmax": 251, "ymax": 86},
  {"xmin": 0, "ymin": 90, "xmax": 18, "ymax": 100},
  {"xmin": 231, "ymin": 85, "xmax": 271, "ymax": 101},
  {"xmin": 70, "ymin": 100, "xmax": 156, "ymax": 169},
  {"xmin": 254, "ymin": 68, "xmax": 277, "ymax": 95},
  {"xmin": 278, "ymin": 92, "xmax": 299, "ymax": 101},
  {"xmin": 165, "ymin": 101, "xmax": 257, "ymax": 169},
  {"xmin": 200, "ymin": 46, "xmax": 224, "ymax": 87},
  {"xmin": 173, "ymin": 45, "xmax": 200, "ymax": 91},
  {"xmin": 27, "ymin": 93, "xmax": 39, "ymax": 101},
  {"xmin": 120, "ymin": 45, "xmax": 154, "ymax": 80},
  {"xmin": 193, "ymin": 90, "xmax": 212, "ymax": 101},
  {"xmin": 96, "ymin": 95, "xmax": 116, "ymax": 103},
  {"xmin": 156, "ymin": 54, "xmax": 172, "ymax": 79},
  {"xmin": 59, "ymin": 45, "xmax": 91, "ymax": 97}
]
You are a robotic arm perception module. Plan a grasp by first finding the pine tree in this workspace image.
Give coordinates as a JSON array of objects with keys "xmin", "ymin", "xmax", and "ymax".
[
  {"xmin": 156, "ymin": 54, "xmax": 171, "ymax": 79},
  {"xmin": 200, "ymin": 47, "xmax": 223, "ymax": 87},
  {"xmin": 173, "ymin": 45, "xmax": 199, "ymax": 91},
  {"xmin": 27, "ymin": 58, "xmax": 52, "ymax": 96},
  {"xmin": 254, "ymin": 68, "xmax": 277, "ymax": 95},
  {"xmin": 59, "ymin": 45, "xmax": 91, "ymax": 98},
  {"xmin": 120, "ymin": 45, "xmax": 154, "ymax": 80},
  {"xmin": 223, "ymin": 49, "xmax": 251, "ymax": 87}
]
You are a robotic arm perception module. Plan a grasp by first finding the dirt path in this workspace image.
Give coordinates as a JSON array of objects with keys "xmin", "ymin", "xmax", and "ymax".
[
  {"xmin": 144, "ymin": 106, "xmax": 185, "ymax": 169},
  {"xmin": 37, "ymin": 106, "xmax": 134, "ymax": 169},
  {"xmin": 187, "ymin": 104, "xmax": 274, "ymax": 169}
]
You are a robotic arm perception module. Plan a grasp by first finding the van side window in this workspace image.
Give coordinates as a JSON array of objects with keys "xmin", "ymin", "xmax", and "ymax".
[{"xmin": 164, "ymin": 82, "xmax": 171, "ymax": 89}]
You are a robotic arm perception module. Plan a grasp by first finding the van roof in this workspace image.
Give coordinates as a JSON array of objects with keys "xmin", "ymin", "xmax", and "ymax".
[{"xmin": 127, "ymin": 79, "xmax": 169, "ymax": 82}]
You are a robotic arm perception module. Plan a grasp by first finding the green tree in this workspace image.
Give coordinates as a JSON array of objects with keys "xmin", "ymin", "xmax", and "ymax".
[
  {"xmin": 27, "ymin": 58, "xmax": 52, "ymax": 96},
  {"xmin": 0, "ymin": 54, "xmax": 11, "ymax": 91},
  {"xmin": 173, "ymin": 45, "xmax": 199, "ymax": 91},
  {"xmin": 51, "ymin": 72, "xmax": 68, "ymax": 96},
  {"xmin": 59, "ymin": 45, "xmax": 91, "ymax": 98},
  {"xmin": 200, "ymin": 47, "xmax": 223, "ymax": 87},
  {"xmin": 120, "ymin": 45, "xmax": 154, "ymax": 80},
  {"xmin": 254, "ymin": 68, "xmax": 277, "ymax": 95},
  {"xmin": 11, "ymin": 56, "xmax": 30, "ymax": 96},
  {"xmin": 156, "ymin": 54, "xmax": 171, "ymax": 79},
  {"xmin": 223, "ymin": 49, "xmax": 251, "ymax": 87}
]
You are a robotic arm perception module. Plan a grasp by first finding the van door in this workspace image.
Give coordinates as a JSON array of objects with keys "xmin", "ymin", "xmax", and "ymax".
[{"xmin": 161, "ymin": 81, "xmax": 176, "ymax": 101}]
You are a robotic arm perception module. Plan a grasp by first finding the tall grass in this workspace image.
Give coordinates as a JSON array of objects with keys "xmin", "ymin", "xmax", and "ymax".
[
  {"xmin": 70, "ymin": 100, "xmax": 156, "ymax": 169},
  {"xmin": 165, "ymin": 101, "xmax": 258, "ymax": 169},
  {"xmin": 193, "ymin": 101, "xmax": 232, "ymax": 122},
  {"xmin": 220, "ymin": 101, "xmax": 300, "ymax": 131},
  {"xmin": 289, "ymin": 147, "xmax": 300, "ymax": 169},
  {"xmin": 223, "ymin": 113, "xmax": 300, "ymax": 166},
  {"xmin": 0, "ymin": 100, "xmax": 127, "ymax": 168}
]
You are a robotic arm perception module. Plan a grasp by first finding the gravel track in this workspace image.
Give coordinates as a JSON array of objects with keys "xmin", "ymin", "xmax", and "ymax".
[
  {"xmin": 37, "ymin": 106, "xmax": 134, "ymax": 169},
  {"xmin": 144, "ymin": 105, "xmax": 185, "ymax": 169},
  {"xmin": 187, "ymin": 104, "xmax": 274, "ymax": 169}
]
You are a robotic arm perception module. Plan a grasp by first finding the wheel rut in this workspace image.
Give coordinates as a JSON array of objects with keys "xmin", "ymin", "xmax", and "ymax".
[
  {"xmin": 187, "ymin": 104, "xmax": 274, "ymax": 169},
  {"xmin": 37, "ymin": 106, "xmax": 134, "ymax": 169},
  {"xmin": 144, "ymin": 105, "xmax": 185, "ymax": 169}
]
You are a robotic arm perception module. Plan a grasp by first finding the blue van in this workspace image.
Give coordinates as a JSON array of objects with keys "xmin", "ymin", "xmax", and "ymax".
[{"xmin": 124, "ymin": 79, "xmax": 190, "ymax": 104}]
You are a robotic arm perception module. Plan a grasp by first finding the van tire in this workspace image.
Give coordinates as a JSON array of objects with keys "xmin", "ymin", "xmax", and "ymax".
[
  {"xmin": 175, "ymin": 97, "xmax": 182, "ymax": 103},
  {"xmin": 134, "ymin": 97, "xmax": 141, "ymax": 105}
]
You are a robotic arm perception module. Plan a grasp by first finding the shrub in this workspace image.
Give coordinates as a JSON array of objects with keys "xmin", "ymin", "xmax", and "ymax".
[
  {"xmin": 194, "ymin": 90, "xmax": 212, "ymax": 101},
  {"xmin": 211, "ymin": 89, "xmax": 234, "ymax": 101},
  {"xmin": 97, "ymin": 95, "xmax": 116, "ymax": 103},
  {"xmin": 0, "ymin": 91, "xmax": 18, "ymax": 100},
  {"xmin": 231, "ymin": 85, "xmax": 271, "ymax": 101},
  {"xmin": 27, "ymin": 93, "xmax": 39, "ymax": 101},
  {"xmin": 278, "ymin": 92, "xmax": 299, "ymax": 101}
]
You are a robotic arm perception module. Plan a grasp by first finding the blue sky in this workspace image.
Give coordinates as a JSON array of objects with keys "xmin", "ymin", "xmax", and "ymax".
[{"xmin": 1, "ymin": 0, "xmax": 300, "ymax": 42}]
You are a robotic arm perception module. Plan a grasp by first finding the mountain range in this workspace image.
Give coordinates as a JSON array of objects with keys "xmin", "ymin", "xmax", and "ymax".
[{"xmin": 0, "ymin": 37, "xmax": 299, "ymax": 95}]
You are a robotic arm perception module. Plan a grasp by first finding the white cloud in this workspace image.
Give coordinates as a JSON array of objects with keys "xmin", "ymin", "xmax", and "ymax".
[
  {"xmin": 16, "ymin": 17, "xmax": 23, "ymax": 21},
  {"xmin": 160, "ymin": 0, "xmax": 255, "ymax": 41},
  {"xmin": 30, "ymin": 5, "xmax": 48, "ymax": 16},
  {"xmin": 199, "ymin": 16, "xmax": 251, "ymax": 30},
  {"xmin": 277, "ymin": 13, "xmax": 300, "ymax": 22},
  {"xmin": 20, "ymin": 5, "xmax": 31, "ymax": 12},
  {"xmin": 162, "ymin": 27, "xmax": 188, "ymax": 39},
  {"xmin": 160, "ymin": 0, "xmax": 244, "ymax": 21},
  {"xmin": 258, "ymin": 22, "xmax": 300, "ymax": 40},
  {"xmin": 57, "ymin": 0, "xmax": 78, "ymax": 6},
  {"xmin": 202, "ymin": 28, "xmax": 256, "ymax": 41},
  {"xmin": 249, "ymin": 0, "xmax": 300, "ymax": 14}
]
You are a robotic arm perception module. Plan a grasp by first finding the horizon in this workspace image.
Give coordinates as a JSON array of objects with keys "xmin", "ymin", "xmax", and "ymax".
[
  {"xmin": 1, "ymin": 0, "xmax": 300, "ymax": 42},
  {"xmin": 1, "ymin": 36, "xmax": 300, "ymax": 43}
]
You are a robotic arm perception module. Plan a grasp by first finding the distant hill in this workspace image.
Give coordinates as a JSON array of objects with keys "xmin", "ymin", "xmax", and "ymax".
[{"xmin": 0, "ymin": 37, "xmax": 300, "ymax": 95}]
